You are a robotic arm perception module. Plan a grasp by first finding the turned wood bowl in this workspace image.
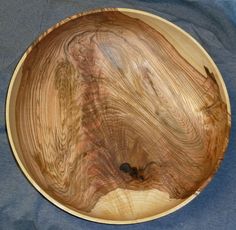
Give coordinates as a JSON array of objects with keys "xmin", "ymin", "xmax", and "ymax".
[{"xmin": 6, "ymin": 8, "xmax": 231, "ymax": 224}]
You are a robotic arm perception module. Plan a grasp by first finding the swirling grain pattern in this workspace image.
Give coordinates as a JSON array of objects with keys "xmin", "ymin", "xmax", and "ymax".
[{"xmin": 15, "ymin": 11, "xmax": 230, "ymax": 214}]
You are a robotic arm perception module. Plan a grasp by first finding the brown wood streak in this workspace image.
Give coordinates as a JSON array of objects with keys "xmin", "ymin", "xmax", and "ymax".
[{"xmin": 15, "ymin": 11, "xmax": 230, "ymax": 212}]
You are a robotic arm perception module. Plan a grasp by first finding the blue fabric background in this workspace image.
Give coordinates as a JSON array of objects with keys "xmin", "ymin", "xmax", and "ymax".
[{"xmin": 0, "ymin": 0, "xmax": 236, "ymax": 229}]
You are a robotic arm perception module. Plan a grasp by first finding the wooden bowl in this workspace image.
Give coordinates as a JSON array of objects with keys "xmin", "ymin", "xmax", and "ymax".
[{"xmin": 6, "ymin": 8, "xmax": 231, "ymax": 224}]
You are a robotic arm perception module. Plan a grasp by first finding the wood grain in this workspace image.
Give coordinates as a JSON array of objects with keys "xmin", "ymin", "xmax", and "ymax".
[{"xmin": 7, "ymin": 8, "xmax": 230, "ymax": 223}]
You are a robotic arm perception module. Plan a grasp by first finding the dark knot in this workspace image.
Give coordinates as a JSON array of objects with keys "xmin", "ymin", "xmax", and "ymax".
[{"xmin": 119, "ymin": 163, "xmax": 144, "ymax": 181}]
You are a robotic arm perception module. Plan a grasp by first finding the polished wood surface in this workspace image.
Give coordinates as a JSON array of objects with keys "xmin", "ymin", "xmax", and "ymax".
[{"xmin": 6, "ymin": 8, "xmax": 231, "ymax": 224}]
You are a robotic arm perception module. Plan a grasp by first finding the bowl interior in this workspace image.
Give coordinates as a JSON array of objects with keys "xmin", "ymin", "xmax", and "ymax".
[{"xmin": 7, "ymin": 8, "xmax": 230, "ymax": 224}]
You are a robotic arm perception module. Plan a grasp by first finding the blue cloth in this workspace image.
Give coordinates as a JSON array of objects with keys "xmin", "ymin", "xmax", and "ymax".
[{"xmin": 0, "ymin": 0, "xmax": 236, "ymax": 229}]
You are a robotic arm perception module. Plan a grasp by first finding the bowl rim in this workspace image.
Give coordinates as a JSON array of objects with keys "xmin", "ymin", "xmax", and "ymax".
[{"xmin": 5, "ymin": 7, "xmax": 231, "ymax": 225}]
